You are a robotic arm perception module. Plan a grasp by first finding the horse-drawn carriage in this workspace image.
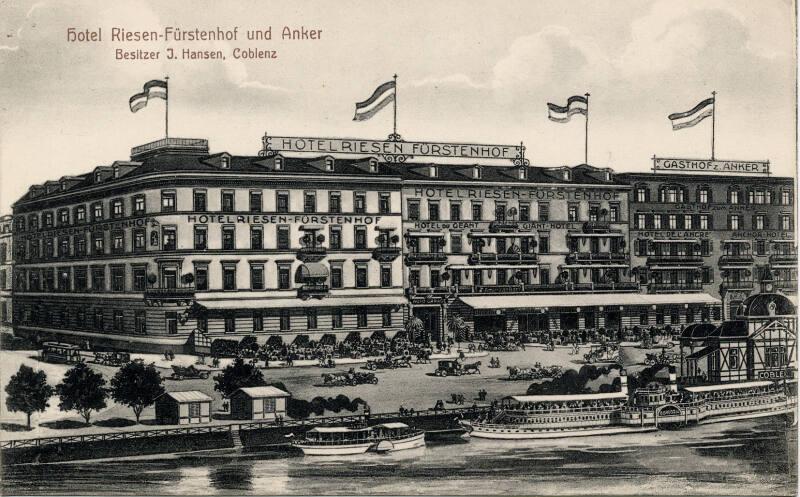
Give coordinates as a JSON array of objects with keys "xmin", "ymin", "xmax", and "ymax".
[
  {"xmin": 93, "ymin": 351, "xmax": 131, "ymax": 366},
  {"xmin": 433, "ymin": 360, "xmax": 481, "ymax": 377},
  {"xmin": 364, "ymin": 355, "xmax": 412, "ymax": 370},
  {"xmin": 583, "ymin": 343, "xmax": 620, "ymax": 364},
  {"xmin": 170, "ymin": 365, "xmax": 211, "ymax": 380},
  {"xmin": 506, "ymin": 364, "xmax": 564, "ymax": 381},
  {"xmin": 321, "ymin": 369, "xmax": 379, "ymax": 386},
  {"xmin": 644, "ymin": 348, "xmax": 679, "ymax": 367}
]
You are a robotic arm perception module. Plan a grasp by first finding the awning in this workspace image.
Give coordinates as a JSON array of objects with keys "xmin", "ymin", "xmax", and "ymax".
[
  {"xmin": 406, "ymin": 231, "xmax": 445, "ymax": 237},
  {"xmin": 298, "ymin": 262, "xmax": 328, "ymax": 280},
  {"xmin": 648, "ymin": 239, "xmax": 699, "ymax": 244},
  {"xmin": 195, "ymin": 295, "xmax": 407, "ymax": 310},
  {"xmin": 320, "ymin": 333, "xmax": 337, "ymax": 346},
  {"xmin": 447, "ymin": 264, "xmax": 540, "ymax": 270},
  {"xmin": 266, "ymin": 336, "xmax": 284, "ymax": 347},
  {"xmin": 371, "ymin": 330, "xmax": 387, "ymax": 341},
  {"xmin": 391, "ymin": 330, "xmax": 408, "ymax": 341},
  {"xmin": 648, "ymin": 266, "xmax": 703, "ymax": 270},
  {"xmin": 567, "ymin": 232, "xmax": 625, "ymax": 237},
  {"xmin": 510, "ymin": 392, "xmax": 627, "ymax": 403},
  {"xmin": 292, "ymin": 334, "xmax": 310, "ymax": 346},
  {"xmin": 560, "ymin": 264, "xmax": 628, "ymax": 269},
  {"xmin": 467, "ymin": 233, "xmax": 536, "ymax": 238},
  {"xmin": 458, "ymin": 292, "xmax": 721, "ymax": 310},
  {"xmin": 345, "ymin": 331, "xmax": 362, "ymax": 343},
  {"xmin": 722, "ymin": 240, "xmax": 751, "ymax": 245}
]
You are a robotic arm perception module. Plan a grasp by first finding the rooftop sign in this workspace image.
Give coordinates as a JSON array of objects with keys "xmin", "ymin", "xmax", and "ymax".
[
  {"xmin": 259, "ymin": 133, "xmax": 529, "ymax": 165},
  {"xmin": 653, "ymin": 157, "xmax": 770, "ymax": 176}
]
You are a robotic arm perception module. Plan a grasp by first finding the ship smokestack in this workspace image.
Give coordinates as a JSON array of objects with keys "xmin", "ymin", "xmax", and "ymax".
[
  {"xmin": 668, "ymin": 366, "xmax": 678, "ymax": 393},
  {"xmin": 620, "ymin": 369, "xmax": 628, "ymax": 396}
]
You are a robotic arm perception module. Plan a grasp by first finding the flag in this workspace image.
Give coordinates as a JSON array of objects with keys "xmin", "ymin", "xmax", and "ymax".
[
  {"xmin": 129, "ymin": 79, "xmax": 168, "ymax": 113},
  {"xmin": 353, "ymin": 80, "xmax": 395, "ymax": 121},
  {"xmin": 547, "ymin": 95, "xmax": 588, "ymax": 123},
  {"xmin": 668, "ymin": 97, "xmax": 714, "ymax": 130}
]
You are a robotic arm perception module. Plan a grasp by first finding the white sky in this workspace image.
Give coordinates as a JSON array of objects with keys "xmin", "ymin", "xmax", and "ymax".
[{"xmin": 0, "ymin": 0, "xmax": 796, "ymax": 213}]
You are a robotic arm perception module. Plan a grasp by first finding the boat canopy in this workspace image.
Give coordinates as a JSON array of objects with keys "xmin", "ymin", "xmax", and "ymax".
[
  {"xmin": 509, "ymin": 391, "xmax": 627, "ymax": 403},
  {"xmin": 682, "ymin": 381, "xmax": 773, "ymax": 393},
  {"xmin": 308, "ymin": 426, "xmax": 371, "ymax": 433},
  {"xmin": 373, "ymin": 422, "xmax": 409, "ymax": 430}
]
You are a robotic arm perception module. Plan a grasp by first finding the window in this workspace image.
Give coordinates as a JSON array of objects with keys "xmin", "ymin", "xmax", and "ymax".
[
  {"xmin": 408, "ymin": 199, "xmax": 420, "ymax": 220},
  {"xmin": 781, "ymin": 214, "xmax": 791, "ymax": 231},
  {"xmin": 93, "ymin": 308, "xmax": 104, "ymax": 331},
  {"xmin": 668, "ymin": 214, "xmax": 677, "ymax": 230},
  {"xmin": 75, "ymin": 206, "xmax": 86, "ymax": 223},
  {"xmin": 135, "ymin": 310, "xmax": 147, "ymax": 335},
  {"xmin": 304, "ymin": 192, "xmax": 316, "ymax": 213},
  {"xmin": 755, "ymin": 240, "xmax": 766, "ymax": 256},
  {"xmin": 430, "ymin": 269, "xmax": 440, "ymax": 287},
  {"xmin": 111, "ymin": 266, "xmax": 125, "ymax": 292},
  {"xmin": 382, "ymin": 308, "xmax": 392, "ymax": 327},
  {"xmin": 249, "ymin": 191, "xmax": 262, "ymax": 213},
  {"xmin": 74, "ymin": 267, "xmax": 88, "ymax": 291},
  {"xmin": 222, "ymin": 226, "xmax": 235, "ymax": 250},
  {"xmin": 684, "ymin": 214, "xmax": 693, "ymax": 230},
  {"xmin": 639, "ymin": 311, "xmax": 648, "ymax": 326},
  {"xmin": 380, "ymin": 265, "xmax": 392, "ymax": 287},
  {"xmin": 59, "ymin": 237, "xmax": 70, "ymax": 257},
  {"xmin": 754, "ymin": 214, "xmax": 766, "ymax": 230},
  {"xmin": 636, "ymin": 186, "xmax": 648, "ymax": 203},
  {"xmin": 133, "ymin": 229, "xmax": 146, "ymax": 252},
  {"xmin": 307, "ymin": 310, "xmax": 318, "ymax": 329},
  {"xmin": 729, "ymin": 189, "xmax": 740, "ymax": 204},
  {"xmin": 57, "ymin": 268, "xmax": 70, "ymax": 292},
  {"xmin": 43, "ymin": 212, "xmax": 53, "ymax": 228},
  {"xmin": 472, "ymin": 202, "xmax": 483, "ymax": 221},
  {"xmin": 729, "ymin": 214, "xmax": 741, "ymax": 230},
  {"xmin": 428, "ymin": 201, "xmax": 440, "ymax": 221},
  {"xmin": 588, "ymin": 204, "xmax": 599, "ymax": 222},
  {"xmin": 354, "ymin": 192, "xmax": 366, "ymax": 213},
  {"xmin": 91, "ymin": 267, "xmax": 105, "ymax": 291},
  {"xmin": 781, "ymin": 190, "xmax": 792, "ymax": 205},
  {"xmin": 194, "ymin": 265, "xmax": 208, "ymax": 291},
  {"xmin": 111, "ymin": 231, "xmax": 124, "ymax": 254},
  {"xmin": 249, "ymin": 264, "xmax": 265, "ymax": 290},
  {"xmin": 162, "ymin": 227, "xmax": 177, "ymax": 251},
  {"xmin": 278, "ymin": 265, "xmax": 291, "ymax": 290},
  {"xmin": 161, "ymin": 191, "xmax": 176, "ymax": 213},
  {"xmin": 357, "ymin": 309, "xmax": 368, "ymax": 328},
  {"xmin": 93, "ymin": 233, "xmax": 105, "ymax": 254},
  {"xmin": 356, "ymin": 265, "xmax": 368, "ymax": 288},
  {"xmin": 250, "ymin": 226, "xmax": 263, "ymax": 250},
  {"xmin": 277, "ymin": 226, "xmax": 290, "ymax": 250},
  {"xmin": 329, "ymin": 192, "xmax": 341, "ymax": 213},
  {"xmin": 133, "ymin": 267, "xmax": 146, "ymax": 291},
  {"xmin": 698, "ymin": 187, "xmax": 711, "ymax": 204},
  {"xmin": 519, "ymin": 203, "xmax": 530, "ymax": 221},
  {"xmin": 253, "ymin": 311, "xmax": 264, "ymax": 332},
  {"xmin": 329, "ymin": 226, "xmax": 342, "ymax": 250},
  {"xmin": 280, "ymin": 310, "xmax": 290, "ymax": 331},
  {"xmin": 223, "ymin": 265, "xmax": 236, "ymax": 290},
  {"xmin": 331, "ymin": 266, "xmax": 343, "ymax": 289},
  {"xmin": 332, "ymin": 309, "xmax": 343, "ymax": 328},
  {"xmin": 409, "ymin": 269, "xmax": 420, "ymax": 287},
  {"xmin": 495, "ymin": 203, "xmax": 507, "ymax": 221},
  {"xmin": 660, "ymin": 185, "xmax": 684, "ymax": 203},
  {"xmin": 224, "ymin": 313, "xmax": 235, "ymax": 334},
  {"xmin": 111, "ymin": 199, "xmax": 124, "ymax": 219},
  {"xmin": 699, "ymin": 214, "xmax": 709, "ymax": 230},
  {"xmin": 568, "ymin": 204, "xmax": 579, "ymax": 222},
  {"xmin": 609, "ymin": 205, "xmax": 619, "ymax": 223},
  {"xmin": 193, "ymin": 191, "xmax": 207, "ymax": 212},
  {"xmin": 450, "ymin": 233, "xmax": 462, "ymax": 254},
  {"xmin": 355, "ymin": 226, "xmax": 367, "ymax": 249},
  {"xmin": 277, "ymin": 192, "xmax": 289, "ymax": 213},
  {"xmin": 58, "ymin": 209, "xmax": 69, "ymax": 225},
  {"xmin": 765, "ymin": 346, "xmax": 787, "ymax": 368},
  {"xmin": 194, "ymin": 226, "xmax": 208, "ymax": 250},
  {"xmin": 221, "ymin": 191, "xmax": 235, "ymax": 212},
  {"xmin": 92, "ymin": 203, "xmax": 104, "ymax": 221},
  {"xmin": 379, "ymin": 193, "xmax": 391, "ymax": 214},
  {"xmin": 538, "ymin": 203, "xmax": 550, "ymax": 221},
  {"xmin": 113, "ymin": 310, "xmax": 124, "ymax": 332},
  {"xmin": 636, "ymin": 213, "xmax": 646, "ymax": 229},
  {"xmin": 538, "ymin": 234, "xmax": 550, "ymax": 254},
  {"xmin": 728, "ymin": 348, "xmax": 739, "ymax": 369}
]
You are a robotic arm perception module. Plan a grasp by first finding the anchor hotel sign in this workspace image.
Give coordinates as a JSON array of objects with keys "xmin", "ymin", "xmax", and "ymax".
[
  {"xmin": 653, "ymin": 157, "xmax": 770, "ymax": 175},
  {"xmin": 261, "ymin": 135, "xmax": 527, "ymax": 164}
]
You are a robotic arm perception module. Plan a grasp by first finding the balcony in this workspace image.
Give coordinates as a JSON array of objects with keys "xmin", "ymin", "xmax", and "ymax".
[
  {"xmin": 296, "ymin": 246, "xmax": 327, "ymax": 263},
  {"xmin": 646, "ymin": 254, "xmax": 704, "ymax": 265},
  {"xmin": 468, "ymin": 252, "xmax": 539, "ymax": 264},
  {"xmin": 582, "ymin": 221, "xmax": 611, "ymax": 233},
  {"xmin": 452, "ymin": 281, "xmax": 639, "ymax": 295},
  {"xmin": 144, "ymin": 286, "xmax": 195, "ymax": 306},
  {"xmin": 774, "ymin": 280, "xmax": 798, "ymax": 293},
  {"xmin": 298, "ymin": 284, "xmax": 329, "ymax": 300},
  {"xmin": 488, "ymin": 220, "xmax": 520, "ymax": 232},
  {"xmin": 372, "ymin": 246, "xmax": 402, "ymax": 262},
  {"xmin": 769, "ymin": 253, "xmax": 798, "ymax": 265},
  {"xmin": 567, "ymin": 252, "xmax": 629, "ymax": 264},
  {"xmin": 405, "ymin": 252, "xmax": 448, "ymax": 265},
  {"xmin": 720, "ymin": 279, "xmax": 755, "ymax": 291},
  {"xmin": 647, "ymin": 282, "xmax": 704, "ymax": 293},
  {"xmin": 718, "ymin": 254, "xmax": 755, "ymax": 266}
]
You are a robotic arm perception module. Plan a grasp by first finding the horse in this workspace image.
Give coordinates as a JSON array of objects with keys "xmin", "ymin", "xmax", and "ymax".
[{"xmin": 462, "ymin": 361, "xmax": 481, "ymax": 374}]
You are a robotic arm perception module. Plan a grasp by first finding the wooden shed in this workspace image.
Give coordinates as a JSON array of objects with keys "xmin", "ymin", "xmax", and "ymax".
[
  {"xmin": 229, "ymin": 386, "xmax": 291, "ymax": 420},
  {"xmin": 154, "ymin": 390, "xmax": 213, "ymax": 425}
]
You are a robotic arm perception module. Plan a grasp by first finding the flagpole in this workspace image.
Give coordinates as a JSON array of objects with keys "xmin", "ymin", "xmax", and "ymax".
[
  {"xmin": 165, "ymin": 75, "xmax": 169, "ymax": 139},
  {"xmin": 711, "ymin": 90, "xmax": 716, "ymax": 160},
  {"xmin": 584, "ymin": 93, "xmax": 590, "ymax": 164},
  {"xmin": 392, "ymin": 74, "xmax": 398, "ymax": 139}
]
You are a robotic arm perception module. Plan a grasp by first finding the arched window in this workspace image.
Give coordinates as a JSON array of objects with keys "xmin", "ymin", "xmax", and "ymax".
[
  {"xmin": 728, "ymin": 186, "xmax": 740, "ymax": 204},
  {"xmin": 697, "ymin": 185, "xmax": 712, "ymax": 204},
  {"xmin": 634, "ymin": 184, "xmax": 650, "ymax": 203},
  {"xmin": 659, "ymin": 184, "xmax": 684, "ymax": 203}
]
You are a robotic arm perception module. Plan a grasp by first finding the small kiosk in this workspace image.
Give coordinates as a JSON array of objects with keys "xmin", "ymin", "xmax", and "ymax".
[
  {"xmin": 154, "ymin": 391, "xmax": 213, "ymax": 425},
  {"xmin": 229, "ymin": 386, "xmax": 291, "ymax": 421}
]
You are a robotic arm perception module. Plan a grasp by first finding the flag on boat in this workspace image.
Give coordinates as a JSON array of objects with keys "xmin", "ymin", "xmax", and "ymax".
[
  {"xmin": 547, "ymin": 95, "xmax": 588, "ymax": 123},
  {"xmin": 129, "ymin": 79, "xmax": 168, "ymax": 113},
  {"xmin": 668, "ymin": 97, "xmax": 714, "ymax": 130},
  {"xmin": 353, "ymin": 80, "xmax": 395, "ymax": 121}
]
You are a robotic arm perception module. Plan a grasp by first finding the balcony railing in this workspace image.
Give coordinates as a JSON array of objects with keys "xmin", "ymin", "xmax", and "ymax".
[
  {"xmin": 488, "ymin": 220, "xmax": 520, "ymax": 232},
  {"xmin": 720, "ymin": 279, "xmax": 755, "ymax": 291},
  {"xmin": 297, "ymin": 246, "xmax": 327, "ymax": 262},
  {"xmin": 647, "ymin": 282, "xmax": 704, "ymax": 293},
  {"xmin": 719, "ymin": 254, "xmax": 755, "ymax": 266},
  {"xmin": 468, "ymin": 252, "xmax": 538, "ymax": 264},
  {"xmin": 582, "ymin": 221, "xmax": 612, "ymax": 233},
  {"xmin": 769, "ymin": 253, "xmax": 798, "ymax": 265},
  {"xmin": 298, "ymin": 284, "xmax": 329, "ymax": 300},
  {"xmin": 131, "ymin": 138, "xmax": 208, "ymax": 157},
  {"xmin": 405, "ymin": 252, "xmax": 448, "ymax": 265},
  {"xmin": 372, "ymin": 246, "xmax": 402, "ymax": 262},
  {"xmin": 143, "ymin": 286, "xmax": 196, "ymax": 306},
  {"xmin": 646, "ymin": 254, "xmax": 704, "ymax": 265},
  {"xmin": 407, "ymin": 281, "xmax": 639, "ymax": 297},
  {"xmin": 567, "ymin": 252, "xmax": 629, "ymax": 264}
]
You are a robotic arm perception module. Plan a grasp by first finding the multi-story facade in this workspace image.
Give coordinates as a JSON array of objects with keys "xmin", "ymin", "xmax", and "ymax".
[
  {"xmin": 619, "ymin": 172, "xmax": 796, "ymax": 320},
  {"xmin": 11, "ymin": 139, "xmax": 406, "ymax": 353},
  {"xmin": 0, "ymin": 214, "xmax": 13, "ymax": 332}
]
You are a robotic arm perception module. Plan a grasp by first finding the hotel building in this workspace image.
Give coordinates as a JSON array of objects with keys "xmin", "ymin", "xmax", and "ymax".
[
  {"xmin": 0, "ymin": 215, "xmax": 12, "ymax": 332},
  {"xmin": 618, "ymin": 171, "xmax": 796, "ymax": 320},
  {"xmin": 11, "ymin": 139, "xmax": 406, "ymax": 353}
]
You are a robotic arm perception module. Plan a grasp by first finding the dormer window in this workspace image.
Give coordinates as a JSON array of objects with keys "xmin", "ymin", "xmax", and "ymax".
[
  {"xmin": 562, "ymin": 170, "xmax": 571, "ymax": 181},
  {"xmin": 604, "ymin": 171, "xmax": 612, "ymax": 181},
  {"xmin": 275, "ymin": 156, "xmax": 283, "ymax": 170},
  {"xmin": 518, "ymin": 167, "xmax": 527, "ymax": 180},
  {"xmin": 113, "ymin": 166, "xmax": 120, "ymax": 178},
  {"xmin": 369, "ymin": 158, "xmax": 378, "ymax": 173},
  {"xmin": 61, "ymin": 182, "xmax": 67, "ymax": 191},
  {"xmin": 325, "ymin": 157, "xmax": 334, "ymax": 171},
  {"xmin": 95, "ymin": 172, "xmax": 102, "ymax": 182},
  {"xmin": 472, "ymin": 166, "xmax": 481, "ymax": 179},
  {"xmin": 221, "ymin": 157, "xmax": 230, "ymax": 169},
  {"xmin": 429, "ymin": 165, "xmax": 438, "ymax": 178}
]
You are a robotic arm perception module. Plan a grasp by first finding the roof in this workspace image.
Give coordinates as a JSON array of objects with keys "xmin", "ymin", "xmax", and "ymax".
[
  {"xmin": 683, "ymin": 381, "xmax": 773, "ymax": 393},
  {"xmin": 157, "ymin": 391, "xmax": 213, "ymax": 403},
  {"xmin": 717, "ymin": 320, "xmax": 748, "ymax": 338},
  {"xmin": 233, "ymin": 386, "xmax": 291, "ymax": 398},
  {"xmin": 373, "ymin": 422, "xmax": 409, "ymax": 429},
  {"xmin": 195, "ymin": 295, "xmax": 407, "ymax": 310},
  {"xmin": 510, "ymin": 392, "xmax": 627, "ymax": 403},
  {"xmin": 738, "ymin": 293, "xmax": 796, "ymax": 318},
  {"xmin": 686, "ymin": 345, "xmax": 717, "ymax": 360},
  {"xmin": 681, "ymin": 323, "xmax": 718, "ymax": 340},
  {"xmin": 458, "ymin": 292, "xmax": 720, "ymax": 310},
  {"xmin": 308, "ymin": 426, "xmax": 371, "ymax": 433}
]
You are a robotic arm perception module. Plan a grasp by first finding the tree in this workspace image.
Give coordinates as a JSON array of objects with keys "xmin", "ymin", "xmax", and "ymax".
[
  {"xmin": 110, "ymin": 361, "xmax": 165, "ymax": 423},
  {"xmin": 55, "ymin": 362, "xmax": 108, "ymax": 425},
  {"xmin": 447, "ymin": 313, "xmax": 471, "ymax": 345},
  {"xmin": 405, "ymin": 316, "xmax": 427, "ymax": 344},
  {"xmin": 5, "ymin": 364, "xmax": 54, "ymax": 429},
  {"xmin": 213, "ymin": 357, "xmax": 266, "ymax": 398}
]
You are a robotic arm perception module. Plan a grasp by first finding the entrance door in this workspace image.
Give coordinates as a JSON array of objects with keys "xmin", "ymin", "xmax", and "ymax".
[
  {"xmin": 560, "ymin": 312, "xmax": 579, "ymax": 330},
  {"xmin": 413, "ymin": 307, "xmax": 440, "ymax": 344},
  {"xmin": 605, "ymin": 311, "xmax": 621, "ymax": 331},
  {"xmin": 474, "ymin": 314, "xmax": 506, "ymax": 335},
  {"xmin": 161, "ymin": 268, "xmax": 178, "ymax": 289}
]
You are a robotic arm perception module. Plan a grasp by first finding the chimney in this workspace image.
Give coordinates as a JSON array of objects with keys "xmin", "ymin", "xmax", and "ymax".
[
  {"xmin": 619, "ymin": 369, "xmax": 628, "ymax": 396},
  {"xmin": 668, "ymin": 366, "xmax": 678, "ymax": 393}
]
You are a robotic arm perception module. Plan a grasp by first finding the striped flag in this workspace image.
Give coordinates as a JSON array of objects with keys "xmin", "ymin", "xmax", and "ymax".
[
  {"xmin": 547, "ymin": 95, "xmax": 588, "ymax": 123},
  {"xmin": 668, "ymin": 97, "xmax": 714, "ymax": 130},
  {"xmin": 129, "ymin": 79, "xmax": 168, "ymax": 113},
  {"xmin": 353, "ymin": 80, "xmax": 395, "ymax": 121}
]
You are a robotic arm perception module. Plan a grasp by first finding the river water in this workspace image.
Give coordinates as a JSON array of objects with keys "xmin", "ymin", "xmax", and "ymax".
[{"xmin": 2, "ymin": 418, "xmax": 796, "ymax": 496}]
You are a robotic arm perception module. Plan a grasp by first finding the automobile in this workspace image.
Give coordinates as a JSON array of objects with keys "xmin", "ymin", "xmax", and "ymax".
[
  {"xmin": 434, "ymin": 360, "xmax": 463, "ymax": 377},
  {"xmin": 93, "ymin": 351, "xmax": 131, "ymax": 366},
  {"xmin": 170, "ymin": 365, "xmax": 211, "ymax": 380}
]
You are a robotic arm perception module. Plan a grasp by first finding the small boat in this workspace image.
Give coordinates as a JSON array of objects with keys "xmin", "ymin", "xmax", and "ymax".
[{"xmin": 292, "ymin": 423, "xmax": 425, "ymax": 456}]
